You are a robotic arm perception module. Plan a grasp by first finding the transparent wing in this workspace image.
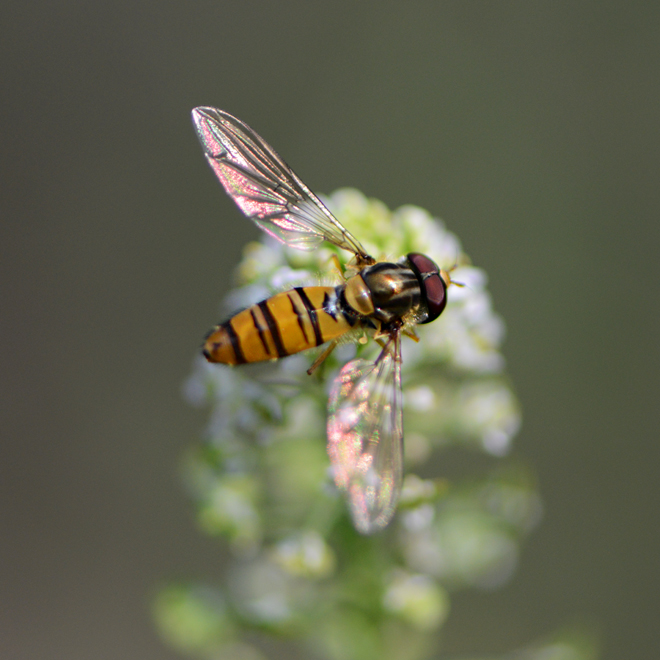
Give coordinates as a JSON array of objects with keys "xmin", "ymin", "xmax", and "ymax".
[
  {"xmin": 192, "ymin": 107, "xmax": 369, "ymax": 258},
  {"xmin": 327, "ymin": 336, "xmax": 403, "ymax": 534}
]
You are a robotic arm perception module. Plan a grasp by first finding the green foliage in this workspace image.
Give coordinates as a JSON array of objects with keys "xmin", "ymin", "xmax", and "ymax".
[{"xmin": 155, "ymin": 190, "xmax": 596, "ymax": 660}]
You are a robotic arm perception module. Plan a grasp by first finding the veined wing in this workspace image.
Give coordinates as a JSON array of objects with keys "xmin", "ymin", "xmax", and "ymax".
[
  {"xmin": 192, "ymin": 107, "xmax": 369, "ymax": 259},
  {"xmin": 327, "ymin": 336, "xmax": 403, "ymax": 534}
]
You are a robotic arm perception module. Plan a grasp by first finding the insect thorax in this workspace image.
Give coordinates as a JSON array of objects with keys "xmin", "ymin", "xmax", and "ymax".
[{"xmin": 343, "ymin": 262, "xmax": 422, "ymax": 324}]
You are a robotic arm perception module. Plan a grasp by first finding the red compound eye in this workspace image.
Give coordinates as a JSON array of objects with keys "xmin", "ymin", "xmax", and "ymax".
[{"xmin": 407, "ymin": 253, "xmax": 447, "ymax": 324}]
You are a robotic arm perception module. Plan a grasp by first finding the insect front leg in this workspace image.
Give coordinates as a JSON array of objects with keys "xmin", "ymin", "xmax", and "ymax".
[{"xmin": 402, "ymin": 328, "xmax": 420, "ymax": 343}]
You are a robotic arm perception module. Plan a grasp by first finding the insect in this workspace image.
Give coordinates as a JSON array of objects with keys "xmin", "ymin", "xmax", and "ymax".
[{"xmin": 192, "ymin": 107, "xmax": 456, "ymax": 533}]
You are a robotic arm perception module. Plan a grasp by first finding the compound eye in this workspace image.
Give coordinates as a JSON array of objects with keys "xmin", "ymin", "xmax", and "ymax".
[
  {"xmin": 407, "ymin": 252, "xmax": 439, "ymax": 277},
  {"xmin": 421, "ymin": 272, "xmax": 446, "ymax": 322},
  {"xmin": 407, "ymin": 252, "xmax": 447, "ymax": 324}
]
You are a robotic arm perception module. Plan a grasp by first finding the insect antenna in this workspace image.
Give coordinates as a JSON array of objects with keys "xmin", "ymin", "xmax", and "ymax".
[{"xmin": 441, "ymin": 263, "xmax": 468, "ymax": 290}]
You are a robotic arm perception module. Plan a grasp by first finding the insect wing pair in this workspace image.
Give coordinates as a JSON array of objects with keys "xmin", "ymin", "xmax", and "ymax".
[{"xmin": 192, "ymin": 107, "xmax": 441, "ymax": 533}]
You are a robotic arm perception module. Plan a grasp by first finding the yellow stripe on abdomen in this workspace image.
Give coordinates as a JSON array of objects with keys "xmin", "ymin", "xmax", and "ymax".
[{"xmin": 203, "ymin": 286, "xmax": 352, "ymax": 365}]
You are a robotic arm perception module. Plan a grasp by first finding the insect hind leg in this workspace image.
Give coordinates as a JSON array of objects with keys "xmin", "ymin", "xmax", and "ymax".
[{"xmin": 307, "ymin": 338, "xmax": 341, "ymax": 375}]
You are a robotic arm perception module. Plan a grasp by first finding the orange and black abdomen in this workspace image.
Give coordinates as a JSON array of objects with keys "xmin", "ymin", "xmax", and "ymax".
[{"xmin": 203, "ymin": 286, "xmax": 352, "ymax": 365}]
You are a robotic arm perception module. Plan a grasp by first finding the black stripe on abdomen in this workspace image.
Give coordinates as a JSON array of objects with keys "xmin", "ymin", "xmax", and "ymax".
[
  {"xmin": 226, "ymin": 321, "xmax": 247, "ymax": 364},
  {"xmin": 258, "ymin": 300, "xmax": 287, "ymax": 358},
  {"xmin": 287, "ymin": 292, "xmax": 311, "ymax": 344},
  {"xmin": 295, "ymin": 287, "xmax": 323, "ymax": 346},
  {"xmin": 250, "ymin": 308, "xmax": 272, "ymax": 356}
]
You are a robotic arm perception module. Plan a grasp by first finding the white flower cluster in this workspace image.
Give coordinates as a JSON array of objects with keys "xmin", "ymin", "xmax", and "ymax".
[{"xmin": 169, "ymin": 189, "xmax": 544, "ymax": 660}]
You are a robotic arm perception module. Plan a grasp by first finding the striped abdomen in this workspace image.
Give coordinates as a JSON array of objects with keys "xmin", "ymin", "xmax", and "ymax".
[{"xmin": 203, "ymin": 286, "xmax": 353, "ymax": 365}]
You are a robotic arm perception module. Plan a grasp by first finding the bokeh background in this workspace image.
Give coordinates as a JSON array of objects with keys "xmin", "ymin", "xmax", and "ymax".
[{"xmin": 2, "ymin": 2, "xmax": 658, "ymax": 659}]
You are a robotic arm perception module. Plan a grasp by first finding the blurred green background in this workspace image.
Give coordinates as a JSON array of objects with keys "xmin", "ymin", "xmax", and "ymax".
[{"xmin": 1, "ymin": 2, "xmax": 658, "ymax": 659}]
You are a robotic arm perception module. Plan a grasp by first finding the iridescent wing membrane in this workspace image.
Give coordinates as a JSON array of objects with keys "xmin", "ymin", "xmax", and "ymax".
[
  {"xmin": 327, "ymin": 336, "xmax": 403, "ymax": 533},
  {"xmin": 192, "ymin": 107, "xmax": 369, "ymax": 259},
  {"xmin": 193, "ymin": 107, "xmax": 405, "ymax": 532}
]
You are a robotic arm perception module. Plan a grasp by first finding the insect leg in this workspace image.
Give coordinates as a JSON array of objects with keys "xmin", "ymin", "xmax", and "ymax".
[
  {"xmin": 402, "ymin": 328, "xmax": 420, "ymax": 343},
  {"xmin": 307, "ymin": 338, "xmax": 341, "ymax": 375},
  {"xmin": 329, "ymin": 254, "xmax": 346, "ymax": 282}
]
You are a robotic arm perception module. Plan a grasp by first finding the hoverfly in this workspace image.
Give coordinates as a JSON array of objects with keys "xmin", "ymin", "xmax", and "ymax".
[{"xmin": 192, "ymin": 107, "xmax": 455, "ymax": 533}]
